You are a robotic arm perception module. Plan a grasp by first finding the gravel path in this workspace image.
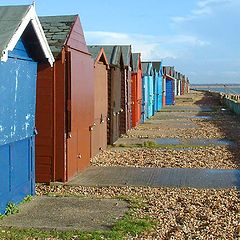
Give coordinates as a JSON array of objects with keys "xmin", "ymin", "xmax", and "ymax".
[
  {"xmin": 122, "ymin": 112, "xmax": 240, "ymax": 140},
  {"xmin": 122, "ymin": 91, "xmax": 240, "ymax": 141},
  {"xmin": 37, "ymin": 184, "xmax": 240, "ymax": 239},
  {"xmin": 91, "ymin": 146, "xmax": 240, "ymax": 169},
  {"xmin": 35, "ymin": 91, "xmax": 240, "ymax": 239},
  {"xmin": 95, "ymin": 91, "xmax": 240, "ymax": 170}
]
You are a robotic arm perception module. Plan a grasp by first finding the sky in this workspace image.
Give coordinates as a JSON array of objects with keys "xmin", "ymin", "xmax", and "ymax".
[{"xmin": 1, "ymin": 0, "xmax": 240, "ymax": 84}]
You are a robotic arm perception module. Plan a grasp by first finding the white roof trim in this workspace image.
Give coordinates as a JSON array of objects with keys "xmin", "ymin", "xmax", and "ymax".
[
  {"xmin": 1, "ymin": 5, "xmax": 54, "ymax": 66},
  {"xmin": 165, "ymin": 74, "xmax": 175, "ymax": 80}
]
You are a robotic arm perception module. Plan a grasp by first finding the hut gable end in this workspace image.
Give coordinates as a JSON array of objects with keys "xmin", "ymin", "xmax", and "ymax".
[
  {"xmin": 40, "ymin": 15, "xmax": 90, "ymax": 58},
  {"xmin": 0, "ymin": 4, "xmax": 54, "ymax": 65},
  {"xmin": 88, "ymin": 46, "xmax": 109, "ymax": 67},
  {"xmin": 39, "ymin": 15, "xmax": 74, "ymax": 57},
  {"xmin": 66, "ymin": 16, "xmax": 89, "ymax": 54}
]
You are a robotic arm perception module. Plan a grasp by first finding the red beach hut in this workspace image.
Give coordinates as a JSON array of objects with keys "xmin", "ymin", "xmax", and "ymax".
[{"xmin": 36, "ymin": 15, "xmax": 94, "ymax": 183}]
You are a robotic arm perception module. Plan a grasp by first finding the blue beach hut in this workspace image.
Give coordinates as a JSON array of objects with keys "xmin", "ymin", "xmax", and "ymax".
[
  {"xmin": 163, "ymin": 66, "xmax": 175, "ymax": 105},
  {"xmin": 0, "ymin": 4, "xmax": 54, "ymax": 214},
  {"xmin": 152, "ymin": 61, "xmax": 163, "ymax": 112},
  {"xmin": 141, "ymin": 62, "xmax": 149, "ymax": 122},
  {"xmin": 141, "ymin": 62, "xmax": 154, "ymax": 121}
]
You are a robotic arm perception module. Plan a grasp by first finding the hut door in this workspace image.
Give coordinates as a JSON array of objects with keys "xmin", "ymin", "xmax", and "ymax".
[
  {"xmin": 66, "ymin": 51, "xmax": 78, "ymax": 179},
  {"xmin": 166, "ymin": 79, "xmax": 173, "ymax": 105}
]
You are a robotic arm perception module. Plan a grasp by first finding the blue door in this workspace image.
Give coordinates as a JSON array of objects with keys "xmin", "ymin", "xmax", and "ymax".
[
  {"xmin": 141, "ymin": 76, "xmax": 148, "ymax": 123},
  {"xmin": 0, "ymin": 137, "xmax": 35, "ymax": 213},
  {"xmin": 153, "ymin": 74, "xmax": 158, "ymax": 114},
  {"xmin": 166, "ymin": 79, "xmax": 174, "ymax": 105},
  {"xmin": 147, "ymin": 76, "xmax": 154, "ymax": 118},
  {"xmin": 0, "ymin": 39, "xmax": 37, "ymax": 214},
  {"xmin": 157, "ymin": 75, "xmax": 163, "ymax": 111}
]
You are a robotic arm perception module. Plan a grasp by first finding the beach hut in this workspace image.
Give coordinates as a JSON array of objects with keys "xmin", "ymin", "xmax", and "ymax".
[
  {"xmin": 180, "ymin": 73, "xmax": 183, "ymax": 95},
  {"xmin": 172, "ymin": 68, "xmax": 178, "ymax": 97},
  {"xmin": 152, "ymin": 61, "xmax": 163, "ymax": 112},
  {"xmin": 141, "ymin": 62, "xmax": 154, "ymax": 120},
  {"xmin": 141, "ymin": 63, "xmax": 149, "ymax": 123},
  {"xmin": 186, "ymin": 78, "xmax": 190, "ymax": 93},
  {"xmin": 90, "ymin": 46, "xmax": 124, "ymax": 145},
  {"xmin": 152, "ymin": 64, "xmax": 158, "ymax": 115},
  {"xmin": 176, "ymin": 72, "xmax": 181, "ymax": 96},
  {"xmin": 36, "ymin": 15, "xmax": 94, "ymax": 183},
  {"xmin": 163, "ymin": 66, "xmax": 175, "ymax": 105},
  {"xmin": 181, "ymin": 75, "xmax": 186, "ymax": 95},
  {"xmin": 88, "ymin": 46, "xmax": 109, "ymax": 157},
  {"xmin": 162, "ymin": 72, "xmax": 166, "ymax": 107},
  {"xmin": 119, "ymin": 45, "xmax": 132, "ymax": 133},
  {"xmin": 131, "ymin": 53, "xmax": 142, "ymax": 127},
  {"xmin": 0, "ymin": 4, "xmax": 54, "ymax": 213}
]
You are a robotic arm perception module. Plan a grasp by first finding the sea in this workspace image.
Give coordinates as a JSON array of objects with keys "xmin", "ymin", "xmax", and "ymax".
[{"xmin": 191, "ymin": 85, "xmax": 240, "ymax": 95}]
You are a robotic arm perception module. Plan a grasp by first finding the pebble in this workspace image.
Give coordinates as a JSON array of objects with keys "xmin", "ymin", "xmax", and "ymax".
[{"xmin": 36, "ymin": 184, "xmax": 240, "ymax": 239}]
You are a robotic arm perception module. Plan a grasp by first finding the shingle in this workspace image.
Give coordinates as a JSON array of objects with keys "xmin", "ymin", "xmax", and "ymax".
[
  {"xmin": 88, "ymin": 45, "xmax": 121, "ymax": 66},
  {"xmin": 119, "ymin": 45, "xmax": 131, "ymax": 66},
  {"xmin": 88, "ymin": 45, "xmax": 101, "ymax": 61},
  {"xmin": 132, "ymin": 53, "xmax": 140, "ymax": 73},
  {"xmin": 152, "ymin": 61, "xmax": 161, "ymax": 73},
  {"xmin": 0, "ymin": 5, "xmax": 30, "ymax": 55},
  {"xmin": 142, "ymin": 62, "xmax": 150, "ymax": 75},
  {"xmin": 39, "ymin": 15, "xmax": 77, "ymax": 57}
]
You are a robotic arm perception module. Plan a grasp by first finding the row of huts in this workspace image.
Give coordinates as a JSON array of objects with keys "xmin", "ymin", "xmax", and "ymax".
[{"xmin": 0, "ymin": 4, "xmax": 190, "ymax": 214}]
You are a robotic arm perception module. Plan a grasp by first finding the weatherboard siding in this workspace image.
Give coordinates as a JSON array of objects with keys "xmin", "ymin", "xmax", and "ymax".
[
  {"xmin": 0, "ymin": 39, "xmax": 37, "ymax": 146},
  {"xmin": 0, "ymin": 39, "xmax": 36, "ymax": 214}
]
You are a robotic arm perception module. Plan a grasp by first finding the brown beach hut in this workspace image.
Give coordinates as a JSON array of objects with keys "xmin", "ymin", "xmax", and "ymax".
[
  {"xmin": 36, "ymin": 15, "xmax": 94, "ymax": 183},
  {"xmin": 119, "ymin": 45, "xmax": 133, "ymax": 133},
  {"xmin": 88, "ymin": 46, "xmax": 109, "ymax": 157},
  {"xmin": 89, "ymin": 46, "xmax": 124, "ymax": 145}
]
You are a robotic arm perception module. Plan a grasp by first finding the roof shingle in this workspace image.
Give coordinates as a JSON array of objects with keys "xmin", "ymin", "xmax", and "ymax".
[
  {"xmin": 88, "ymin": 45, "xmax": 122, "ymax": 66},
  {"xmin": 39, "ymin": 15, "xmax": 77, "ymax": 57},
  {"xmin": 132, "ymin": 53, "xmax": 140, "ymax": 73},
  {"xmin": 0, "ymin": 5, "xmax": 30, "ymax": 55}
]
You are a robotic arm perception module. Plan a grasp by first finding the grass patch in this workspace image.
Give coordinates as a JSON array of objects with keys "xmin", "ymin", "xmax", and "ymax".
[
  {"xmin": 0, "ymin": 217, "xmax": 153, "ymax": 240},
  {"xmin": 118, "ymin": 143, "xmax": 127, "ymax": 147},
  {"xmin": 4, "ymin": 203, "xmax": 19, "ymax": 216},
  {"xmin": 21, "ymin": 195, "xmax": 33, "ymax": 204},
  {"xmin": 117, "ymin": 141, "xmax": 209, "ymax": 150},
  {"xmin": 0, "ymin": 194, "xmax": 155, "ymax": 240},
  {"xmin": 0, "ymin": 195, "xmax": 33, "ymax": 219}
]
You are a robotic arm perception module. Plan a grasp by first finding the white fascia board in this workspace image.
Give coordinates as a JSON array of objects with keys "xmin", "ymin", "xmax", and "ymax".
[
  {"xmin": 166, "ymin": 74, "xmax": 175, "ymax": 80},
  {"xmin": 1, "ymin": 5, "xmax": 54, "ymax": 66},
  {"xmin": 31, "ymin": 7, "xmax": 54, "ymax": 66}
]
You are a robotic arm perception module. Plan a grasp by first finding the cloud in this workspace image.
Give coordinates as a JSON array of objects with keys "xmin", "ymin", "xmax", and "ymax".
[
  {"xmin": 172, "ymin": 0, "xmax": 233, "ymax": 23},
  {"xmin": 197, "ymin": 0, "xmax": 232, "ymax": 8},
  {"xmin": 85, "ymin": 31, "xmax": 209, "ymax": 60},
  {"xmin": 168, "ymin": 35, "xmax": 210, "ymax": 46}
]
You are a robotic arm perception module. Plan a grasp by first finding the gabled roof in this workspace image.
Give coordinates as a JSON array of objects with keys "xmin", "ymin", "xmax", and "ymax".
[
  {"xmin": 0, "ymin": 4, "xmax": 54, "ymax": 65},
  {"xmin": 88, "ymin": 45, "xmax": 109, "ymax": 67},
  {"xmin": 170, "ymin": 66, "xmax": 175, "ymax": 77},
  {"xmin": 119, "ymin": 45, "xmax": 132, "ymax": 67},
  {"xmin": 141, "ymin": 62, "xmax": 148, "ymax": 75},
  {"xmin": 132, "ymin": 53, "xmax": 141, "ymax": 73},
  {"xmin": 39, "ymin": 15, "xmax": 77, "ymax": 57},
  {"xmin": 163, "ymin": 66, "xmax": 173, "ymax": 75},
  {"xmin": 152, "ymin": 61, "xmax": 162, "ymax": 73},
  {"xmin": 142, "ymin": 61, "xmax": 153, "ymax": 76},
  {"xmin": 89, "ymin": 45, "xmax": 122, "ymax": 66}
]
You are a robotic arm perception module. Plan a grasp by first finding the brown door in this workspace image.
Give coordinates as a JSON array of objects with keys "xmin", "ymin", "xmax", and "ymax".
[
  {"xmin": 65, "ymin": 51, "xmax": 78, "ymax": 180},
  {"xmin": 70, "ymin": 49, "xmax": 94, "ymax": 172}
]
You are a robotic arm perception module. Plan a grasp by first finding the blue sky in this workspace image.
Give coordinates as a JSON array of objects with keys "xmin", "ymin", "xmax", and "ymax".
[{"xmin": 1, "ymin": 0, "xmax": 240, "ymax": 84}]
